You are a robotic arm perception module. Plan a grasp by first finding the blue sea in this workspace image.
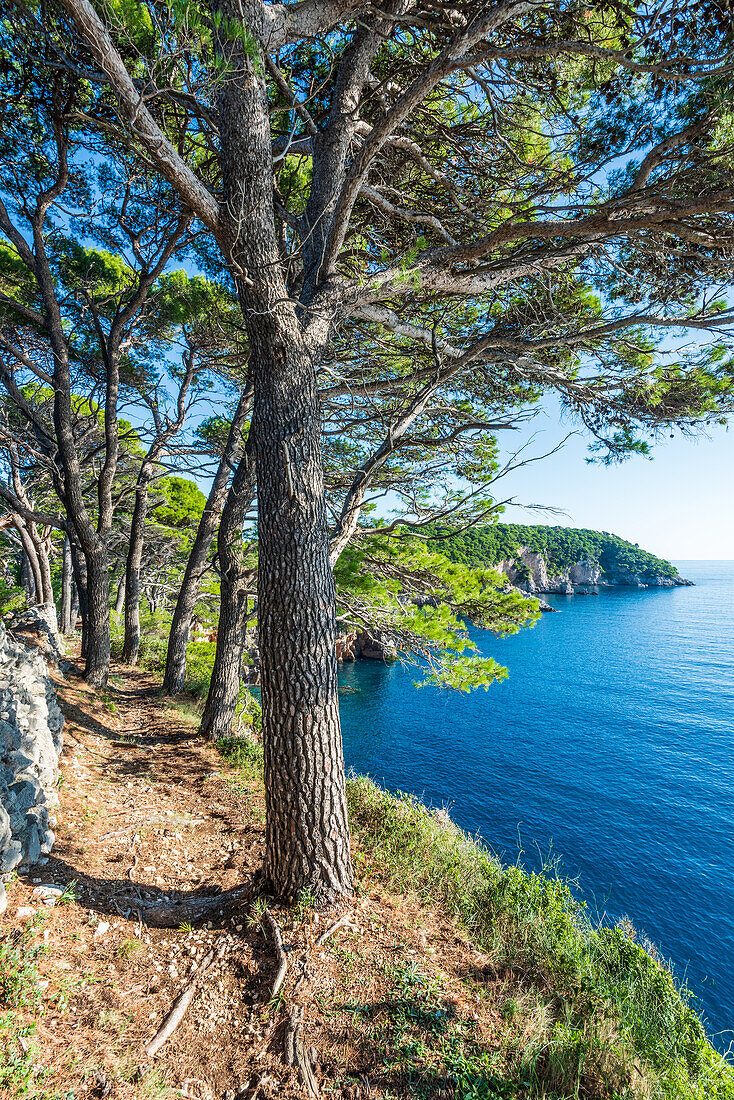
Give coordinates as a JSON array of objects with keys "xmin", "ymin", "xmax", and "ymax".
[{"xmin": 337, "ymin": 560, "xmax": 734, "ymax": 1050}]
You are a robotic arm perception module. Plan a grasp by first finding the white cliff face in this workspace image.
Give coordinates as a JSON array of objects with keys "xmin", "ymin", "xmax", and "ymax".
[
  {"xmin": 0, "ymin": 615, "xmax": 63, "ymax": 873},
  {"xmin": 497, "ymin": 548, "xmax": 688, "ymax": 595},
  {"xmin": 498, "ymin": 547, "xmax": 572, "ymax": 594},
  {"xmin": 568, "ymin": 561, "xmax": 603, "ymax": 586}
]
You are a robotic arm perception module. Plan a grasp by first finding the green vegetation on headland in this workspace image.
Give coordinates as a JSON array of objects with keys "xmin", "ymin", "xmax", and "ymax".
[
  {"xmin": 217, "ymin": 736, "xmax": 734, "ymax": 1100},
  {"xmin": 430, "ymin": 524, "xmax": 680, "ymax": 580}
]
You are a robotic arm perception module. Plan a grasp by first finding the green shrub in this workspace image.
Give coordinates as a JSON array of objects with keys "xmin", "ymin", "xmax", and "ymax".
[
  {"xmin": 346, "ymin": 776, "xmax": 734, "ymax": 1099},
  {"xmin": 0, "ymin": 579, "xmax": 25, "ymax": 619},
  {"xmin": 217, "ymin": 734, "xmax": 264, "ymax": 778}
]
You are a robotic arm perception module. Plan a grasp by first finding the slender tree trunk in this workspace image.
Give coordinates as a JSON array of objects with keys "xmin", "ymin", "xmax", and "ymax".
[
  {"xmin": 41, "ymin": 242, "xmax": 111, "ymax": 686},
  {"xmin": 122, "ymin": 464, "xmax": 152, "ymax": 665},
  {"xmin": 17, "ymin": 526, "xmax": 42, "ymax": 605},
  {"xmin": 19, "ymin": 547, "xmax": 35, "ymax": 603},
  {"xmin": 35, "ymin": 534, "xmax": 54, "ymax": 608},
  {"xmin": 60, "ymin": 537, "xmax": 73, "ymax": 633},
  {"xmin": 163, "ymin": 389, "xmax": 251, "ymax": 695},
  {"xmin": 70, "ymin": 576, "xmax": 80, "ymax": 633},
  {"xmin": 68, "ymin": 533, "xmax": 89, "ymax": 657},
  {"xmin": 114, "ymin": 573, "xmax": 125, "ymax": 615},
  {"xmin": 200, "ymin": 445, "xmax": 256, "ymax": 740}
]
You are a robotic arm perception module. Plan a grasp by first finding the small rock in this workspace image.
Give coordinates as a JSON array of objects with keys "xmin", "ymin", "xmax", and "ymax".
[
  {"xmin": 31, "ymin": 885, "xmax": 63, "ymax": 901},
  {"xmin": 94, "ymin": 921, "xmax": 110, "ymax": 938},
  {"xmin": 16, "ymin": 906, "xmax": 34, "ymax": 918}
]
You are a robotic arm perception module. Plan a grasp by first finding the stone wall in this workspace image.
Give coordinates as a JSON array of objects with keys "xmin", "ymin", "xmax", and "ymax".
[{"xmin": 0, "ymin": 614, "xmax": 64, "ymax": 876}]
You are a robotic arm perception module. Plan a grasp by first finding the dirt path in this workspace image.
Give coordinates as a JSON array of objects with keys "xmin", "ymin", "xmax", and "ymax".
[
  {"xmin": 1, "ymin": 658, "xmax": 503, "ymax": 1100},
  {"xmin": 2, "ymin": 660, "xmax": 303, "ymax": 1099}
]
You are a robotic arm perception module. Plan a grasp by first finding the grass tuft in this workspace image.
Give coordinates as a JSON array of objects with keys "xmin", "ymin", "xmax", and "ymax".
[{"xmin": 0, "ymin": 914, "xmax": 48, "ymax": 1095}]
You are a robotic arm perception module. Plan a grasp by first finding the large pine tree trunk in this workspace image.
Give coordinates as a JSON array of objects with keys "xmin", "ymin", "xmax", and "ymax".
[
  {"xmin": 164, "ymin": 390, "xmax": 251, "ymax": 695},
  {"xmin": 85, "ymin": 547, "xmax": 111, "ymax": 685},
  {"xmin": 212, "ymin": 6, "xmax": 353, "ymax": 904},
  {"xmin": 254, "ymin": 343, "xmax": 353, "ymax": 905},
  {"xmin": 200, "ymin": 446, "xmax": 256, "ymax": 741}
]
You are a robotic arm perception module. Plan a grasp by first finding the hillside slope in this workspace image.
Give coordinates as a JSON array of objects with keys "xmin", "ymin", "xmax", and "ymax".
[{"xmin": 431, "ymin": 524, "xmax": 692, "ymax": 595}]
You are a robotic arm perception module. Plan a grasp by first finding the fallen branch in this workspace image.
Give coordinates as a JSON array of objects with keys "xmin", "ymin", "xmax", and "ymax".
[
  {"xmin": 145, "ymin": 941, "xmax": 224, "ymax": 1057},
  {"xmin": 101, "ymin": 818, "xmax": 207, "ymax": 840},
  {"xmin": 284, "ymin": 1005, "xmax": 319, "ymax": 1099},
  {"xmin": 263, "ymin": 907, "xmax": 288, "ymax": 999},
  {"xmin": 314, "ymin": 911, "xmax": 353, "ymax": 949}
]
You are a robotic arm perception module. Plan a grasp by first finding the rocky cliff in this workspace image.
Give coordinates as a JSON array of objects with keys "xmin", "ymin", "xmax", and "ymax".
[{"xmin": 497, "ymin": 546, "xmax": 693, "ymax": 596}]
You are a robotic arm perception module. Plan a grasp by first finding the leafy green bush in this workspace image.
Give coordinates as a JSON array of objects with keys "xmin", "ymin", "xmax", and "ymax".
[
  {"xmin": 0, "ymin": 578, "xmax": 25, "ymax": 618},
  {"xmin": 217, "ymin": 733, "xmax": 264, "ymax": 778}
]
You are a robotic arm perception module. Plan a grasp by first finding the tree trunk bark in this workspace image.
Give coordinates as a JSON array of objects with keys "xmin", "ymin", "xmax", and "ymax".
[
  {"xmin": 114, "ymin": 573, "xmax": 125, "ymax": 616},
  {"xmin": 200, "ymin": 445, "xmax": 256, "ymax": 741},
  {"xmin": 122, "ymin": 463, "xmax": 152, "ymax": 665},
  {"xmin": 85, "ymin": 547, "xmax": 111, "ymax": 684},
  {"xmin": 35, "ymin": 534, "xmax": 54, "ymax": 607},
  {"xmin": 60, "ymin": 537, "xmax": 73, "ymax": 633},
  {"xmin": 164, "ymin": 389, "xmax": 251, "ymax": 695},
  {"xmin": 254, "ymin": 342, "xmax": 354, "ymax": 906},
  {"xmin": 212, "ymin": 6, "xmax": 353, "ymax": 904},
  {"xmin": 16, "ymin": 526, "xmax": 42, "ymax": 605},
  {"xmin": 19, "ymin": 547, "xmax": 35, "ymax": 603},
  {"xmin": 70, "ymin": 576, "xmax": 80, "ymax": 632},
  {"xmin": 68, "ymin": 532, "xmax": 89, "ymax": 657}
]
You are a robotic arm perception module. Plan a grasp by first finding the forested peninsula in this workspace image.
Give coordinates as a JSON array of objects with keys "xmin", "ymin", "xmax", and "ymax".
[{"xmin": 431, "ymin": 524, "xmax": 692, "ymax": 596}]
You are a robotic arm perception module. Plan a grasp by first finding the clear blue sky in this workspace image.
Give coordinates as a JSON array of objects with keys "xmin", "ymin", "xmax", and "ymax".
[{"xmin": 492, "ymin": 399, "xmax": 733, "ymax": 561}]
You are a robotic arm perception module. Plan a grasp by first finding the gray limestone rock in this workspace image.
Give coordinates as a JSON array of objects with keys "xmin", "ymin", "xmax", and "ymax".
[{"xmin": 0, "ymin": 618, "xmax": 63, "ymax": 873}]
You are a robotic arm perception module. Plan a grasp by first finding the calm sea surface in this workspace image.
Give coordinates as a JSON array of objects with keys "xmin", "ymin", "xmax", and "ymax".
[{"xmin": 337, "ymin": 560, "xmax": 734, "ymax": 1049}]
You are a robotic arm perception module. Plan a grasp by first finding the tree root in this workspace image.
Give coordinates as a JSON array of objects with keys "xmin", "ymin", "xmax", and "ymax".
[
  {"xmin": 145, "ymin": 940, "xmax": 225, "ymax": 1058},
  {"xmin": 314, "ymin": 911, "xmax": 353, "ymax": 949},
  {"xmin": 262, "ymin": 907, "xmax": 288, "ymax": 999},
  {"xmin": 115, "ymin": 883, "xmax": 254, "ymax": 928},
  {"xmin": 285, "ymin": 1005, "xmax": 319, "ymax": 1099}
]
